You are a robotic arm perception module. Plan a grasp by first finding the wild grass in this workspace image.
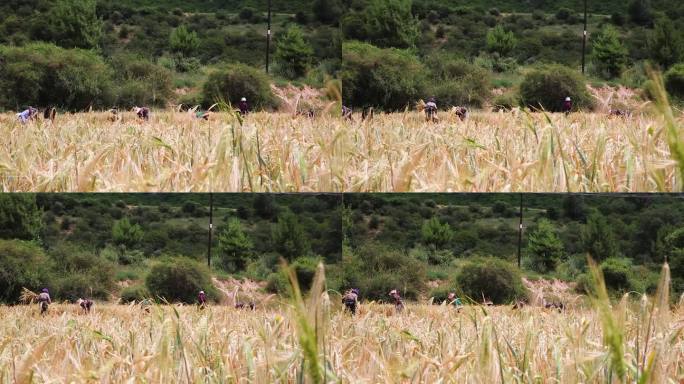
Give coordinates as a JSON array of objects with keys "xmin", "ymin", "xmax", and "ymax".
[
  {"xmin": 1, "ymin": 267, "xmax": 682, "ymax": 383},
  {"xmin": 0, "ymin": 108, "xmax": 681, "ymax": 192}
]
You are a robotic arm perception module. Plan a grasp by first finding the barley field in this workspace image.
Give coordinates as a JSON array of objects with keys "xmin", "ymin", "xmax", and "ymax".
[
  {"xmin": 2, "ymin": 268, "xmax": 683, "ymax": 383},
  {"xmin": 0, "ymin": 109, "xmax": 682, "ymax": 192}
]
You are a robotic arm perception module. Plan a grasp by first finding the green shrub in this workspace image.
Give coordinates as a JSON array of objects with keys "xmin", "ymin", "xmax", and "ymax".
[
  {"xmin": 335, "ymin": 242, "xmax": 426, "ymax": 300},
  {"xmin": 291, "ymin": 256, "xmax": 321, "ymax": 291},
  {"xmin": 600, "ymin": 258, "xmax": 637, "ymax": 294},
  {"xmin": 202, "ymin": 63, "xmax": 277, "ymax": 110},
  {"xmin": 520, "ymin": 64, "xmax": 594, "ymax": 112},
  {"xmin": 0, "ymin": 239, "xmax": 53, "ymax": 304},
  {"xmin": 425, "ymin": 54, "xmax": 491, "ymax": 108},
  {"xmin": 145, "ymin": 257, "xmax": 218, "ymax": 303},
  {"xmin": 664, "ymin": 63, "xmax": 684, "ymax": 100},
  {"xmin": 110, "ymin": 54, "xmax": 174, "ymax": 107},
  {"xmin": 49, "ymin": 243, "xmax": 116, "ymax": 300},
  {"xmin": 265, "ymin": 270, "xmax": 290, "ymax": 295},
  {"xmin": 0, "ymin": 43, "xmax": 113, "ymax": 111},
  {"xmin": 342, "ymin": 40, "xmax": 426, "ymax": 110},
  {"xmin": 120, "ymin": 284, "xmax": 150, "ymax": 303},
  {"xmin": 454, "ymin": 257, "xmax": 527, "ymax": 304}
]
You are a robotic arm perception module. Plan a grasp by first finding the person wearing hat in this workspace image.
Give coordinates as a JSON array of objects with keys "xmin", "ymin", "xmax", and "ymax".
[
  {"xmin": 389, "ymin": 289, "xmax": 404, "ymax": 313},
  {"xmin": 562, "ymin": 97, "xmax": 573, "ymax": 115},
  {"xmin": 238, "ymin": 97, "xmax": 250, "ymax": 116},
  {"xmin": 342, "ymin": 288, "xmax": 360, "ymax": 315},
  {"xmin": 198, "ymin": 290, "xmax": 207, "ymax": 309},
  {"xmin": 425, "ymin": 97, "xmax": 438, "ymax": 122},
  {"xmin": 37, "ymin": 288, "xmax": 51, "ymax": 315}
]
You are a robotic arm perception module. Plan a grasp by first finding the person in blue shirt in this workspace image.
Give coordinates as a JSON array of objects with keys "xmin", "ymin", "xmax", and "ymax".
[
  {"xmin": 16, "ymin": 107, "xmax": 38, "ymax": 123},
  {"xmin": 447, "ymin": 292, "xmax": 462, "ymax": 312}
]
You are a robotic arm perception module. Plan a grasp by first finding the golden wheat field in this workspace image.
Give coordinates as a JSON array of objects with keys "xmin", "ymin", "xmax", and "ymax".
[
  {"xmin": 1, "ymin": 300, "xmax": 683, "ymax": 383},
  {"xmin": 2, "ymin": 261, "xmax": 684, "ymax": 384},
  {"xmin": 0, "ymin": 109, "xmax": 683, "ymax": 192}
]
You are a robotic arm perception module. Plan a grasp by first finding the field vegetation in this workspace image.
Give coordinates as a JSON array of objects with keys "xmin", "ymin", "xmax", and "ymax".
[{"xmin": 1, "ymin": 262, "xmax": 683, "ymax": 383}]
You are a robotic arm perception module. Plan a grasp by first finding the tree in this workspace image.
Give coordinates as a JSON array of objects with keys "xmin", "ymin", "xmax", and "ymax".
[
  {"xmin": 364, "ymin": 0, "xmax": 419, "ymax": 49},
  {"xmin": 342, "ymin": 41, "xmax": 426, "ymax": 110},
  {"xmin": 0, "ymin": 194, "xmax": 41, "ymax": 241},
  {"xmin": 217, "ymin": 218, "xmax": 254, "ymax": 272},
  {"xmin": 145, "ymin": 257, "xmax": 218, "ymax": 303},
  {"xmin": 275, "ymin": 26, "xmax": 314, "ymax": 79},
  {"xmin": 313, "ymin": 0, "xmax": 343, "ymax": 24},
  {"xmin": 526, "ymin": 219, "xmax": 564, "ymax": 273},
  {"xmin": 628, "ymin": 0, "xmax": 652, "ymax": 26},
  {"xmin": 592, "ymin": 25, "xmax": 629, "ymax": 79},
  {"xmin": 112, "ymin": 218, "xmax": 143, "ymax": 249},
  {"xmin": 665, "ymin": 64, "xmax": 684, "ymax": 100},
  {"xmin": 170, "ymin": 25, "xmax": 200, "ymax": 57},
  {"xmin": 663, "ymin": 228, "xmax": 684, "ymax": 290},
  {"xmin": 421, "ymin": 217, "xmax": 453, "ymax": 250},
  {"xmin": 44, "ymin": 0, "xmax": 102, "ymax": 49},
  {"xmin": 272, "ymin": 211, "xmax": 310, "ymax": 261},
  {"xmin": 486, "ymin": 26, "xmax": 517, "ymax": 57},
  {"xmin": 582, "ymin": 213, "xmax": 619, "ymax": 262},
  {"xmin": 647, "ymin": 18, "xmax": 683, "ymax": 69}
]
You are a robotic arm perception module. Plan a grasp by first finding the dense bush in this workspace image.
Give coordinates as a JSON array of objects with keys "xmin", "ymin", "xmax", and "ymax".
[
  {"xmin": 454, "ymin": 257, "xmax": 527, "ymax": 304},
  {"xmin": 0, "ymin": 43, "xmax": 113, "ymax": 110},
  {"xmin": 49, "ymin": 243, "xmax": 116, "ymax": 300},
  {"xmin": 0, "ymin": 194, "xmax": 41, "ymax": 241},
  {"xmin": 0, "ymin": 240, "xmax": 53, "ymax": 304},
  {"xmin": 145, "ymin": 257, "xmax": 218, "ymax": 303},
  {"xmin": 664, "ymin": 63, "xmax": 684, "ymax": 99},
  {"xmin": 110, "ymin": 54, "xmax": 174, "ymax": 107},
  {"xmin": 332, "ymin": 242, "xmax": 427, "ymax": 300},
  {"xmin": 425, "ymin": 54, "xmax": 491, "ymax": 108},
  {"xmin": 342, "ymin": 41, "xmax": 426, "ymax": 110},
  {"xmin": 600, "ymin": 258, "xmax": 638, "ymax": 293},
  {"xmin": 202, "ymin": 63, "xmax": 277, "ymax": 110},
  {"xmin": 520, "ymin": 65, "xmax": 594, "ymax": 112}
]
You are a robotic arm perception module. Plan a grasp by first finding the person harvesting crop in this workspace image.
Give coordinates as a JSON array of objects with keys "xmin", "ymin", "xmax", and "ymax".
[
  {"xmin": 16, "ymin": 107, "xmax": 39, "ymax": 124},
  {"xmin": 389, "ymin": 289, "xmax": 404, "ymax": 314},
  {"xmin": 562, "ymin": 97, "xmax": 572, "ymax": 115},
  {"xmin": 238, "ymin": 97, "xmax": 250, "ymax": 116},
  {"xmin": 447, "ymin": 292, "xmax": 462, "ymax": 312},
  {"xmin": 198, "ymin": 290, "xmax": 207, "ymax": 309},
  {"xmin": 37, "ymin": 288, "xmax": 51, "ymax": 315},
  {"xmin": 425, "ymin": 97, "xmax": 438, "ymax": 122},
  {"xmin": 342, "ymin": 288, "xmax": 360, "ymax": 315}
]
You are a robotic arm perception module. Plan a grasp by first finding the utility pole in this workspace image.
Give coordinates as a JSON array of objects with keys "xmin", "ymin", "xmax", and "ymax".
[
  {"xmin": 266, "ymin": 0, "xmax": 272, "ymax": 74},
  {"xmin": 207, "ymin": 193, "xmax": 213, "ymax": 268},
  {"xmin": 517, "ymin": 194, "xmax": 523, "ymax": 268},
  {"xmin": 581, "ymin": 0, "xmax": 587, "ymax": 74}
]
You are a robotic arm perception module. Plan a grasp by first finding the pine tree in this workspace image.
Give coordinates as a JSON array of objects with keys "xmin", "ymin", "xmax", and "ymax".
[
  {"xmin": 275, "ymin": 26, "xmax": 314, "ymax": 79},
  {"xmin": 527, "ymin": 219, "xmax": 564, "ymax": 273},
  {"xmin": 217, "ymin": 218, "xmax": 254, "ymax": 272}
]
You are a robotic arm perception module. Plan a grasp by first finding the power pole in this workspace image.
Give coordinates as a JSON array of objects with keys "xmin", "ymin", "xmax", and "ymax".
[
  {"xmin": 266, "ymin": 0, "xmax": 272, "ymax": 74},
  {"xmin": 581, "ymin": 0, "xmax": 587, "ymax": 74},
  {"xmin": 517, "ymin": 194, "xmax": 523, "ymax": 268},
  {"xmin": 207, "ymin": 193, "xmax": 213, "ymax": 268}
]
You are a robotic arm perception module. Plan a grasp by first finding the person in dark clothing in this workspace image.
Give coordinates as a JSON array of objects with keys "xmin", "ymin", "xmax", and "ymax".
[
  {"xmin": 342, "ymin": 288, "xmax": 359, "ymax": 315},
  {"xmin": 389, "ymin": 289, "xmax": 404, "ymax": 314},
  {"xmin": 562, "ymin": 97, "xmax": 572, "ymax": 115},
  {"xmin": 425, "ymin": 97, "xmax": 438, "ymax": 122},
  {"xmin": 38, "ymin": 288, "xmax": 51, "ymax": 315},
  {"xmin": 198, "ymin": 290, "xmax": 207, "ymax": 309},
  {"xmin": 238, "ymin": 97, "xmax": 250, "ymax": 116},
  {"xmin": 134, "ymin": 107, "xmax": 150, "ymax": 121},
  {"xmin": 78, "ymin": 298, "xmax": 93, "ymax": 313},
  {"xmin": 44, "ymin": 107, "xmax": 56, "ymax": 123}
]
